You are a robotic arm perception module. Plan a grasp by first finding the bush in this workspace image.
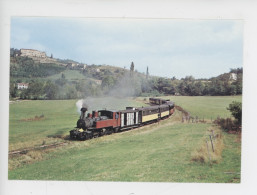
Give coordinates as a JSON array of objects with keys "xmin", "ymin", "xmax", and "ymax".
[{"xmin": 227, "ymin": 101, "xmax": 242, "ymax": 125}]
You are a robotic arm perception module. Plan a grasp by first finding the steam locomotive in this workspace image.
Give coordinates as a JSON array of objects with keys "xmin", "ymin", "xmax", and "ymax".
[{"xmin": 70, "ymin": 98, "xmax": 175, "ymax": 140}]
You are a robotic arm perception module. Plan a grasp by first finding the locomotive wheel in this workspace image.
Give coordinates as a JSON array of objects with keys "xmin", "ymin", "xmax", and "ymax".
[
  {"xmin": 100, "ymin": 128, "xmax": 106, "ymax": 136},
  {"xmin": 80, "ymin": 134, "xmax": 87, "ymax": 141},
  {"xmin": 114, "ymin": 127, "xmax": 119, "ymax": 133},
  {"xmin": 107, "ymin": 128, "xmax": 113, "ymax": 135},
  {"xmin": 94, "ymin": 132, "xmax": 100, "ymax": 138}
]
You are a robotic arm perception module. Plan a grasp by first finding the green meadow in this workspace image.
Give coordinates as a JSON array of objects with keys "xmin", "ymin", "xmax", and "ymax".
[{"xmin": 8, "ymin": 96, "xmax": 242, "ymax": 182}]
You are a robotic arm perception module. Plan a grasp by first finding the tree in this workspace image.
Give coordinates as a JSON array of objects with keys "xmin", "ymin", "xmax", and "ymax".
[
  {"xmin": 10, "ymin": 48, "xmax": 20, "ymax": 57},
  {"xmin": 171, "ymin": 76, "xmax": 176, "ymax": 80},
  {"xmin": 66, "ymin": 85, "xmax": 77, "ymax": 99},
  {"xmin": 55, "ymin": 74, "xmax": 67, "ymax": 86},
  {"xmin": 61, "ymin": 73, "xmax": 65, "ymax": 79},
  {"xmin": 146, "ymin": 66, "xmax": 149, "ymax": 79},
  {"xmin": 130, "ymin": 62, "xmax": 134, "ymax": 77},
  {"xmin": 227, "ymin": 101, "xmax": 242, "ymax": 124},
  {"xmin": 101, "ymin": 75, "xmax": 116, "ymax": 94},
  {"xmin": 44, "ymin": 80, "xmax": 59, "ymax": 99},
  {"xmin": 27, "ymin": 80, "xmax": 44, "ymax": 99},
  {"xmin": 9, "ymin": 83, "xmax": 18, "ymax": 98}
]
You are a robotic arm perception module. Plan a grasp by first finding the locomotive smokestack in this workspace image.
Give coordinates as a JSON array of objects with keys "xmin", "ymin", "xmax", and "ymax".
[{"xmin": 80, "ymin": 107, "xmax": 88, "ymax": 120}]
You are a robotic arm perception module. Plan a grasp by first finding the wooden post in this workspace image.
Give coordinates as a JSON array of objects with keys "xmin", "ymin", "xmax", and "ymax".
[
  {"xmin": 206, "ymin": 139, "xmax": 211, "ymax": 162},
  {"xmin": 211, "ymin": 130, "xmax": 215, "ymax": 141},
  {"xmin": 209, "ymin": 135, "xmax": 214, "ymax": 152}
]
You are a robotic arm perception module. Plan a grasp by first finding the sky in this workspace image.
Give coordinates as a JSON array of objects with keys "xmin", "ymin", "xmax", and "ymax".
[{"xmin": 11, "ymin": 17, "xmax": 243, "ymax": 79}]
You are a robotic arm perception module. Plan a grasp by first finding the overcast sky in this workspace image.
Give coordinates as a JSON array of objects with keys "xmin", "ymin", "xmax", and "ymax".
[{"xmin": 11, "ymin": 17, "xmax": 243, "ymax": 79}]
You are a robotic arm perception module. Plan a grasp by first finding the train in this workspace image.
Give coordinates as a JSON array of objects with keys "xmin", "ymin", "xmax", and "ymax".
[{"xmin": 70, "ymin": 98, "xmax": 175, "ymax": 140}]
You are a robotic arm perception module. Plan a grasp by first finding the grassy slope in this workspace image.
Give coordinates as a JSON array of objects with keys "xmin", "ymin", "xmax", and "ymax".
[
  {"xmin": 10, "ymin": 69, "xmax": 87, "ymax": 83},
  {"xmin": 46, "ymin": 69, "xmax": 86, "ymax": 81},
  {"xmin": 8, "ymin": 96, "xmax": 241, "ymax": 182},
  {"xmin": 153, "ymin": 96, "xmax": 241, "ymax": 120}
]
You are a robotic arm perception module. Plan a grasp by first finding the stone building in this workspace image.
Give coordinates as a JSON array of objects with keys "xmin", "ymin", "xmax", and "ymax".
[{"xmin": 20, "ymin": 49, "xmax": 47, "ymax": 58}]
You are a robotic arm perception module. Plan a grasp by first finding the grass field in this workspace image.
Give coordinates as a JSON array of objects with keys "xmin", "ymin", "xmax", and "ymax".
[
  {"xmin": 8, "ymin": 96, "xmax": 242, "ymax": 182},
  {"xmin": 138, "ymin": 95, "xmax": 242, "ymax": 120}
]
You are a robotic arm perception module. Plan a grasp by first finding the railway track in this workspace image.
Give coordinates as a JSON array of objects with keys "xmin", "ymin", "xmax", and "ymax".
[{"xmin": 9, "ymin": 141, "xmax": 69, "ymax": 156}]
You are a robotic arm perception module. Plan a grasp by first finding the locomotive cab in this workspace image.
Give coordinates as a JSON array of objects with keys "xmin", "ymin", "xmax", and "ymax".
[{"xmin": 98, "ymin": 110, "xmax": 113, "ymax": 119}]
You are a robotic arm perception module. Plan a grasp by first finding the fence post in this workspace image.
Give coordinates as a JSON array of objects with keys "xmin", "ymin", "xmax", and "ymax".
[
  {"xmin": 206, "ymin": 139, "xmax": 211, "ymax": 163},
  {"xmin": 209, "ymin": 135, "xmax": 215, "ymax": 152},
  {"xmin": 211, "ymin": 130, "xmax": 215, "ymax": 141}
]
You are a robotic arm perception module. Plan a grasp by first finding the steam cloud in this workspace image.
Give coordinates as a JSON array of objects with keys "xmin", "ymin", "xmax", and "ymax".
[
  {"xmin": 76, "ymin": 71, "xmax": 151, "ymax": 115},
  {"xmin": 108, "ymin": 72, "xmax": 142, "ymax": 97}
]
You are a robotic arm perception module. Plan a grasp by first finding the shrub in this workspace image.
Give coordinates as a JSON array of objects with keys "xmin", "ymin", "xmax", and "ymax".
[{"xmin": 227, "ymin": 101, "xmax": 242, "ymax": 125}]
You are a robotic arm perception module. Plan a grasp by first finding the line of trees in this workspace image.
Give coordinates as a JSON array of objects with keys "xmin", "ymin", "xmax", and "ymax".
[
  {"xmin": 144, "ymin": 69, "xmax": 242, "ymax": 96},
  {"xmin": 10, "ymin": 77, "xmax": 105, "ymax": 100},
  {"xmin": 10, "ymin": 69, "xmax": 242, "ymax": 100}
]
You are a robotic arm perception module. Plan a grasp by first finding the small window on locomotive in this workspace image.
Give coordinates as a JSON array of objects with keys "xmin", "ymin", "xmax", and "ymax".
[{"xmin": 100, "ymin": 111, "xmax": 112, "ymax": 118}]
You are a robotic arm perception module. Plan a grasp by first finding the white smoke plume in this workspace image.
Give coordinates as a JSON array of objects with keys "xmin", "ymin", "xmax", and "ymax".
[
  {"xmin": 108, "ymin": 72, "xmax": 142, "ymax": 97},
  {"xmin": 76, "ymin": 97, "xmax": 122, "ymax": 115},
  {"xmin": 75, "ymin": 70, "xmax": 151, "ymax": 115}
]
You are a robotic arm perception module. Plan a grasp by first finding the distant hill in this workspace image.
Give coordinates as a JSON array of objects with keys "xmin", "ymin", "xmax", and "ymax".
[{"xmin": 9, "ymin": 48, "xmax": 243, "ymax": 100}]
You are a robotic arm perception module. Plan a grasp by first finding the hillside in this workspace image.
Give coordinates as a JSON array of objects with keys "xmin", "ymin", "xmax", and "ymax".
[{"xmin": 9, "ymin": 48, "xmax": 243, "ymax": 100}]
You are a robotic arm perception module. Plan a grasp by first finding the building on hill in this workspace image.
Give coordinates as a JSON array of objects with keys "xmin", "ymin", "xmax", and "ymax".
[
  {"xmin": 94, "ymin": 80, "xmax": 102, "ymax": 85},
  {"xmin": 77, "ymin": 64, "xmax": 87, "ymax": 69},
  {"xmin": 229, "ymin": 73, "xmax": 237, "ymax": 81},
  {"xmin": 17, "ymin": 83, "xmax": 29, "ymax": 90},
  {"xmin": 67, "ymin": 63, "xmax": 78, "ymax": 68},
  {"xmin": 19, "ymin": 49, "xmax": 47, "ymax": 58}
]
